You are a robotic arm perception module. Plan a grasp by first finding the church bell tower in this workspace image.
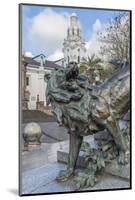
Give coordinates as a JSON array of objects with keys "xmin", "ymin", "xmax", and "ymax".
[{"xmin": 63, "ymin": 13, "xmax": 86, "ymax": 67}]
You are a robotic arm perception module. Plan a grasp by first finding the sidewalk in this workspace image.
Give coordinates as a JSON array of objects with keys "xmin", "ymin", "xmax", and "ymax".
[{"xmin": 20, "ymin": 138, "xmax": 130, "ymax": 195}]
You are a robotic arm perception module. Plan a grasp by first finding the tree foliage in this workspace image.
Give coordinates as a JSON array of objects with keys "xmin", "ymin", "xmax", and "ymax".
[
  {"xmin": 98, "ymin": 12, "xmax": 130, "ymax": 62},
  {"xmin": 80, "ymin": 54, "xmax": 103, "ymax": 84},
  {"xmin": 81, "ymin": 54, "xmax": 103, "ymax": 70}
]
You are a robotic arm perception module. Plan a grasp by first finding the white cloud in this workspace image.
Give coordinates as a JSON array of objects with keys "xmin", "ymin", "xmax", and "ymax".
[
  {"xmin": 85, "ymin": 19, "xmax": 106, "ymax": 58},
  {"xmin": 47, "ymin": 48, "xmax": 63, "ymax": 61},
  {"xmin": 24, "ymin": 51, "xmax": 33, "ymax": 57},
  {"xmin": 85, "ymin": 34, "xmax": 102, "ymax": 57},
  {"xmin": 27, "ymin": 8, "xmax": 70, "ymax": 54},
  {"xmin": 46, "ymin": 17, "xmax": 104, "ymax": 61},
  {"xmin": 93, "ymin": 19, "xmax": 102, "ymax": 32},
  {"xmin": 25, "ymin": 12, "xmax": 108, "ymax": 61}
]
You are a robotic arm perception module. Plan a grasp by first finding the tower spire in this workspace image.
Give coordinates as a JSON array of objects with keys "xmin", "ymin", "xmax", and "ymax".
[
  {"xmin": 63, "ymin": 13, "xmax": 86, "ymax": 66},
  {"xmin": 67, "ymin": 13, "xmax": 80, "ymax": 38}
]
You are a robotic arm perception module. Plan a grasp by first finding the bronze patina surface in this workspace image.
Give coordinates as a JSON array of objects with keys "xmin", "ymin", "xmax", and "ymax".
[{"xmin": 46, "ymin": 61, "xmax": 130, "ymax": 185}]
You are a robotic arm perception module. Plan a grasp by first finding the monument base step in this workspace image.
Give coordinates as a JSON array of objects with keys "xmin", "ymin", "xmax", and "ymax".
[{"xmin": 57, "ymin": 151, "xmax": 130, "ymax": 180}]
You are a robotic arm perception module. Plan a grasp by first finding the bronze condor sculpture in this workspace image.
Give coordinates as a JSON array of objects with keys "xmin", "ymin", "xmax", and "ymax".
[{"xmin": 46, "ymin": 61, "xmax": 130, "ymax": 182}]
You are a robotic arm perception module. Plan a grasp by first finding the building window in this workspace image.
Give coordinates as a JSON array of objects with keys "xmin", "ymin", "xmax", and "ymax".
[
  {"xmin": 78, "ymin": 48, "xmax": 80, "ymax": 52},
  {"xmin": 26, "ymin": 77, "xmax": 29, "ymax": 86},
  {"xmin": 78, "ymin": 56, "xmax": 80, "ymax": 63}
]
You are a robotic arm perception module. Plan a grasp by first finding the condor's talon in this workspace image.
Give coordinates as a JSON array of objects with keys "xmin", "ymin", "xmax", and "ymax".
[{"xmin": 56, "ymin": 168, "xmax": 74, "ymax": 182}]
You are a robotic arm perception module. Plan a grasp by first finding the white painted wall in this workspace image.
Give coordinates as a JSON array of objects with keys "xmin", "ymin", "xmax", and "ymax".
[{"xmin": 26, "ymin": 66, "xmax": 50, "ymax": 110}]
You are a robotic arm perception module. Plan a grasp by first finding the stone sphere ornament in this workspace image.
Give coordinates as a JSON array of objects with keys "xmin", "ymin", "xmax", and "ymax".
[{"xmin": 23, "ymin": 122, "xmax": 42, "ymax": 147}]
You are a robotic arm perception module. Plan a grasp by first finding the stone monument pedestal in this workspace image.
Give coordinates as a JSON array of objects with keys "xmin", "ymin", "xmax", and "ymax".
[{"xmin": 57, "ymin": 150, "xmax": 130, "ymax": 180}]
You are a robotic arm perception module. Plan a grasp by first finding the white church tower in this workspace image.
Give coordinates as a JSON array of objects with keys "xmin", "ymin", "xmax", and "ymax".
[{"xmin": 63, "ymin": 13, "xmax": 86, "ymax": 67}]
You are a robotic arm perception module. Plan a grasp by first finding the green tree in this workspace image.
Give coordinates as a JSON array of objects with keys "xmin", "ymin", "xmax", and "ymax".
[
  {"xmin": 80, "ymin": 54, "xmax": 103, "ymax": 84},
  {"xmin": 99, "ymin": 65, "xmax": 117, "ymax": 82}
]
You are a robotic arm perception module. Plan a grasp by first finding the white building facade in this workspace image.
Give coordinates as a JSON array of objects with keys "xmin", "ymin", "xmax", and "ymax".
[
  {"xmin": 24, "ymin": 54, "xmax": 59, "ymax": 110},
  {"xmin": 62, "ymin": 13, "xmax": 86, "ymax": 67}
]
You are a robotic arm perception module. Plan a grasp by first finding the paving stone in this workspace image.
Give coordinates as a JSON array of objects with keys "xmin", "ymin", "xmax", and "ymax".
[
  {"xmin": 21, "ymin": 162, "xmax": 130, "ymax": 195},
  {"xmin": 20, "ymin": 136, "xmax": 130, "ymax": 195},
  {"xmin": 21, "ymin": 163, "xmax": 65, "ymax": 194},
  {"xmin": 21, "ymin": 140, "xmax": 69, "ymax": 173}
]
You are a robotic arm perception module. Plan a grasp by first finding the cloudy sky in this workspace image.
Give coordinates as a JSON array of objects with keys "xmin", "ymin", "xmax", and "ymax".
[{"xmin": 21, "ymin": 5, "xmax": 126, "ymax": 61}]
